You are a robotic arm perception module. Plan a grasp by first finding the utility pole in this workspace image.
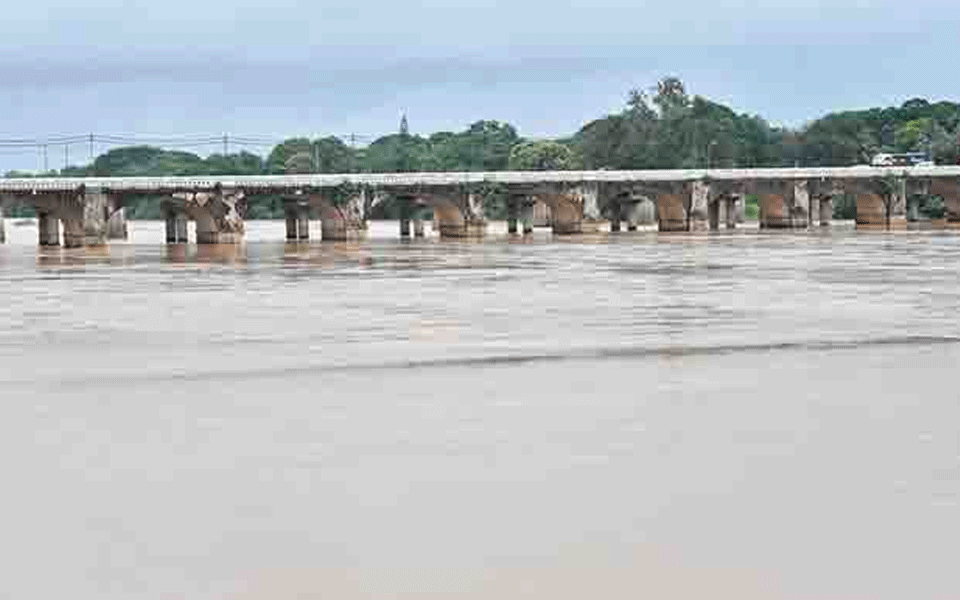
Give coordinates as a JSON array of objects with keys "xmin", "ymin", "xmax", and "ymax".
[
  {"xmin": 42, "ymin": 144, "xmax": 48, "ymax": 173},
  {"xmin": 64, "ymin": 143, "xmax": 69, "ymax": 169},
  {"xmin": 223, "ymin": 133, "xmax": 229, "ymax": 156},
  {"xmin": 89, "ymin": 133, "xmax": 94, "ymax": 161}
]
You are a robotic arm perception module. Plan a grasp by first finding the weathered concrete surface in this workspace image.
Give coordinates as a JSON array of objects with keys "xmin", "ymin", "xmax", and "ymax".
[
  {"xmin": 819, "ymin": 196, "xmax": 833, "ymax": 226},
  {"xmin": 38, "ymin": 212, "xmax": 59, "ymax": 246},
  {"xmin": 162, "ymin": 200, "xmax": 189, "ymax": 243},
  {"xmin": 579, "ymin": 182, "xmax": 604, "ymax": 232},
  {"xmin": 80, "ymin": 189, "xmax": 109, "ymax": 246},
  {"xmin": 173, "ymin": 189, "xmax": 246, "ymax": 244},
  {"xmin": 536, "ymin": 192, "xmax": 584, "ymax": 234},
  {"xmin": 792, "ymin": 181, "xmax": 810, "ymax": 228},
  {"xmin": 0, "ymin": 205, "xmax": 4, "ymax": 244},
  {"xmin": 657, "ymin": 193, "xmax": 687, "ymax": 231},
  {"xmin": 724, "ymin": 196, "xmax": 740, "ymax": 229},
  {"xmin": 10, "ymin": 165, "xmax": 960, "ymax": 196},
  {"xmin": 624, "ymin": 197, "xmax": 656, "ymax": 229},
  {"xmin": 518, "ymin": 201, "xmax": 532, "ymax": 234},
  {"xmin": 855, "ymin": 193, "xmax": 887, "ymax": 229},
  {"xmin": 416, "ymin": 190, "xmax": 485, "ymax": 238},
  {"xmin": 107, "ymin": 207, "xmax": 128, "ymax": 240},
  {"xmin": 532, "ymin": 200, "xmax": 551, "ymax": 227},
  {"xmin": 688, "ymin": 181, "xmax": 709, "ymax": 231},
  {"xmin": 315, "ymin": 191, "xmax": 369, "ymax": 241},
  {"xmin": 844, "ymin": 178, "xmax": 907, "ymax": 230},
  {"xmin": 754, "ymin": 180, "xmax": 797, "ymax": 229},
  {"xmin": 284, "ymin": 198, "xmax": 311, "ymax": 240},
  {"xmin": 930, "ymin": 178, "xmax": 960, "ymax": 224}
]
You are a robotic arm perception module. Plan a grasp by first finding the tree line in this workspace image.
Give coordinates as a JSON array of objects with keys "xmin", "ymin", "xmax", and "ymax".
[{"xmin": 6, "ymin": 77, "xmax": 959, "ymax": 219}]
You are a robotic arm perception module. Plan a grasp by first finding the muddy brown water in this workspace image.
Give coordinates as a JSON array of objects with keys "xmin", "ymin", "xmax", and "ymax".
[{"xmin": 1, "ymin": 219, "xmax": 958, "ymax": 599}]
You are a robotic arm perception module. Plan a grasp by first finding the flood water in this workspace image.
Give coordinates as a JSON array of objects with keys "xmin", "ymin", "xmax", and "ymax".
[{"xmin": 1, "ymin": 219, "xmax": 959, "ymax": 599}]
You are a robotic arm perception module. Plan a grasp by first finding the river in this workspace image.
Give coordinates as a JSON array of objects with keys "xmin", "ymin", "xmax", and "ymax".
[{"xmin": 1, "ymin": 219, "xmax": 958, "ymax": 599}]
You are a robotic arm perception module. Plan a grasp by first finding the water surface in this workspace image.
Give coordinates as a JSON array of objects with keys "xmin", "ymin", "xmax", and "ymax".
[{"xmin": 1, "ymin": 219, "xmax": 958, "ymax": 599}]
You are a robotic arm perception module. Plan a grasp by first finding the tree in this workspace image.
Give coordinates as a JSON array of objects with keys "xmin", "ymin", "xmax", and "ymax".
[{"xmin": 508, "ymin": 140, "xmax": 574, "ymax": 170}]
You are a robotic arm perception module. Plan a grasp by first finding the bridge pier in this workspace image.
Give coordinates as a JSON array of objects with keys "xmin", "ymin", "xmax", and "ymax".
[
  {"xmin": 284, "ymin": 201, "xmax": 310, "ymax": 240},
  {"xmin": 754, "ymin": 179, "xmax": 797, "ymax": 229},
  {"xmin": 688, "ymin": 181, "xmax": 709, "ymax": 231},
  {"xmin": 724, "ymin": 196, "xmax": 739, "ymax": 229},
  {"xmin": 889, "ymin": 178, "xmax": 908, "ymax": 230},
  {"xmin": 164, "ymin": 205, "xmax": 189, "ymax": 243},
  {"xmin": 76, "ymin": 188, "xmax": 109, "ymax": 246},
  {"xmin": 38, "ymin": 212, "xmax": 60, "ymax": 246},
  {"xmin": 520, "ymin": 201, "xmax": 534, "ymax": 234},
  {"xmin": 399, "ymin": 196, "xmax": 412, "ymax": 238},
  {"xmin": 929, "ymin": 178, "xmax": 960, "ymax": 228},
  {"xmin": 624, "ymin": 197, "xmax": 655, "ymax": 230},
  {"xmin": 608, "ymin": 196, "xmax": 622, "ymax": 232},
  {"xmin": 316, "ymin": 191, "xmax": 367, "ymax": 241},
  {"xmin": 819, "ymin": 196, "xmax": 833, "ymax": 226},
  {"xmin": 107, "ymin": 207, "xmax": 128, "ymax": 240},
  {"xmin": 507, "ymin": 194, "xmax": 521, "ymax": 234},
  {"xmin": 171, "ymin": 189, "xmax": 245, "ymax": 244},
  {"xmin": 413, "ymin": 207, "xmax": 426, "ymax": 237},
  {"xmin": 0, "ymin": 204, "xmax": 4, "ymax": 244}
]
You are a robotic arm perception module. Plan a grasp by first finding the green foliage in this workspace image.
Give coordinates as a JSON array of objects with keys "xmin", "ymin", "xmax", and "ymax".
[
  {"xmin": 6, "ymin": 80, "xmax": 960, "ymax": 222},
  {"xmin": 508, "ymin": 140, "xmax": 574, "ymax": 170},
  {"xmin": 575, "ymin": 77, "xmax": 793, "ymax": 170},
  {"xmin": 743, "ymin": 195, "xmax": 759, "ymax": 220}
]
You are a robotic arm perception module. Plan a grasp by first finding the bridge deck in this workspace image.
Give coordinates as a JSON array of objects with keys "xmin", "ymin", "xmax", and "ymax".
[{"xmin": 1, "ymin": 166, "xmax": 959, "ymax": 194}]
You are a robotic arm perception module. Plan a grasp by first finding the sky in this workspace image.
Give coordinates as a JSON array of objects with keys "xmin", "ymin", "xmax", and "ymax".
[{"xmin": 1, "ymin": 0, "xmax": 959, "ymax": 172}]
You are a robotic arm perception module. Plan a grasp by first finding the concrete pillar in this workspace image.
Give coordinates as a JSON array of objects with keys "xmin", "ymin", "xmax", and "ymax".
[
  {"xmin": 724, "ymin": 197, "xmax": 738, "ymax": 229},
  {"xmin": 793, "ymin": 181, "xmax": 810, "ymax": 228},
  {"xmin": 688, "ymin": 181, "xmax": 710, "ymax": 231},
  {"xmin": 609, "ymin": 199, "xmax": 621, "ymax": 232},
  {"xmin": 507, "ymin": 196, "xmax": 520, "ymax": 234},
  {"xmin": 62, "ymin": 213, "xmax": 86, "ymax": 248},
  {"xmin": 38, "ymin": 212, "xmax": 59, "ymax": 246},
  {"xmin": 889, "ymin": 178, "xmax": 907, "ymax": 230},
  {"xmin": 285, "ymin": 211, "xmax": 298, "ymax": 240},
  {"xmin": 656, "ymin": 193, "xmax": 688, "ymax": 232},
  {"xmin": 195, "ymin": 214, "xmax": 219, "ymax": 243},
  {"xmin": 532, "ymin": 200, "xmax": 551, "ymax": 227},
  {"xmin": 906, "ymin": 196, "xmax": 921, "ymax": 222},
  {"xmin": 708, "ymin": 199, "xmax": 721, "ymax": 230},
  {"xmin": 399, "ymin": 197, "xmax": 411, "ymax": 238},
  {"xmin": 182, "ymin": 190, "xmax": 244, "ymax": 244},
  {"xmin": 759, "ymin": 193, "xmax": 792, "ymax": 229},
  {"xmin": 819, "ymin": 197, "xmax": 833, "ymax": 226},
  {"xmin": 285, "ymin": 206, "xmax": 309, "ymax": 240},
  {"xmin": 930, "ymin": 179, "xmax": 960, "ymax": 227},
  {"xmin": 855, "ymin": 193, "xmax": 886, "ymax": 230},
  {"xmin": 520, "ymin": 202, "xmax": 534, "ymax": 235},
  {"xmin": 413, "ymin": 218, "xmax": 425, "ymax": 237},
  {"xmin": 165, "ymin": 211, "xmax": 188, "ymax": 243},
  {"xmin": 79, "ymin": 189, "xmax": 109, "ymax": 246},
  {"xmin": 624, "ymin": 198, "xmax": 655, "ymax": 230},
  {"xmin": 107, "ymin": 207, "xmax": 128, "ymax": 240},
  {"xmin": 0, "ymin": 204, "xmax": 4, "ymax": 244}
]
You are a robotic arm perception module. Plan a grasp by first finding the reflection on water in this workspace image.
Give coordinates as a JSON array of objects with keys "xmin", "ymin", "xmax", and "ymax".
[{"xmin": 1, "ymin": 219, "xmax": 959, "ymax": 599}]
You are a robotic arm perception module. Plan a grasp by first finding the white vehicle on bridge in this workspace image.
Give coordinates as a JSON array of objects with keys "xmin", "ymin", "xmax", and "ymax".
[{"xmin": 871, "ymin": 152, "xmax": 933, "ymax": 167}]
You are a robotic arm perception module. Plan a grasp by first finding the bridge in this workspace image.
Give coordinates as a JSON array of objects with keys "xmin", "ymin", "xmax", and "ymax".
[{"xmin": 2, "ymin": 166, "xmax": 960, "ymax": 246}]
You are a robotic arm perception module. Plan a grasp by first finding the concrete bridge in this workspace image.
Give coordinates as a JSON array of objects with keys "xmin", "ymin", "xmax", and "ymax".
[{"xmin": 2, "ymin": 166, "xmax": 960, "ymax": 246}]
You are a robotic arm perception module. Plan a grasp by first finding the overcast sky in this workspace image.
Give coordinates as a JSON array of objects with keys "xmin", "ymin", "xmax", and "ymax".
[{"xmin": 1, "ymin": 0, "xmax": 958, "ymax": 171}]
